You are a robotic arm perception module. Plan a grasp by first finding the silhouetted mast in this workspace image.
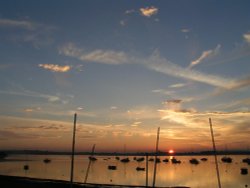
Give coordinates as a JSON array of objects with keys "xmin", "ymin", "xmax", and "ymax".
[
  {"xmin": 152, "ymin": 127, "xmax": 160, "ymax": 187},
  {"xmin": 84, "ymin": 144, "xmax": 96, "ymax": 183},
  {"xmin": 70, "ymin": 113, "xmax": 77, "ymax": 188},
  {"xmin": 209, "ymin": 118, "xmax": 222, "ymax": 188},
  {"xmin": 146, "ymin": 153, "xmax": 149, "ymax": 187}
]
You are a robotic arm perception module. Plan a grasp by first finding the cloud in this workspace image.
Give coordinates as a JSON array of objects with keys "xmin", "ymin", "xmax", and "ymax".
[
  {"xmin": 125, "ymin": 9, "xmax": 135, "ymax": 14},
  {"xmin": 0, "ymin": 90, "xmax": 60, "ymax": 102},
  {"xmin": 140, "ymin": 6, "xmax": 158, "ymax": 17},
  {"xmin": 24, "ymin": 108, "xmax": 34, "ymax": 112},
  {"xmin": 60, "ymin": 44, "xmax": 250, "ymax": 89},
  {"xmin": 120, "ymin": 20, "xmax": 126, "ymax": 26},
  {"xmin": 146, "ymin": 52, "xmax": 236, "ymax": 89},
  {"xmin": 243, "ymin": 32, "xmax": 250, "ymax": 44},
  {"xmin": 110, "ymin": 106, "xmax": 118, "ymax": 110},
  {"xmin": 212, "ymin": 98, "xmax": 250, "ymax": 111},
  {"xmin": 189, "ymin": 44, "xmax": 221, "ymax": 68},
  {"xmin": 169, "ymin": 83, "xmax": 187, "ymax": 88},
  {"xmin": 59, "ymin": 43, "xmax": 128, "ymax": 65},
  {"xmin": 0, "ymin": 18, "xmax": 56, "ymax": 48},
  {"xmin": 0, "ymin": 18, "xmax": 38, "ymax": 30},
  {"xmin": 39, "ymin": 64, "xmax": 71, "ymax": 72},
  {"xmin": 181, "ymin": 28, "xmax": 190, "ymax": 33},
  {"xmin": 152, "ymin": 89, "xmax": 175, "ymax": 96}
]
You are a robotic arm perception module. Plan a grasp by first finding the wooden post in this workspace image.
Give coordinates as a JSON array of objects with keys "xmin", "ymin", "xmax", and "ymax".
[
  {"xmin": 70, "ymin": 113, "xmax": 77, "ymax": 188},
  {"xmin": 209, "ymin": 118, "xmax": 221, "ymax": 188},
  {"xmin": 152, "ymin": 127, "xmax": 160, "ymax": 187}
]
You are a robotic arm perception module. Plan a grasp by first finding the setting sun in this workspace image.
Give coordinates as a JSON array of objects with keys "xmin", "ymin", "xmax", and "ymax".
[{"xmin": 168, "ymin": 149, "xmax": 174, "ymax": 154}]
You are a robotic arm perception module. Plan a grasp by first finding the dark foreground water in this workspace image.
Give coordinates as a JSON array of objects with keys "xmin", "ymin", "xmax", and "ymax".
[{"xmin": 0, "ymin": 155, "xmax": 249, "ymax": 188}]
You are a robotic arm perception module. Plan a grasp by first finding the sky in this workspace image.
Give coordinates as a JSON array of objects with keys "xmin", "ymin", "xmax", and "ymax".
[{"xmin": 0, "ymin": 0, "xmax": 250, "ymax": 153}]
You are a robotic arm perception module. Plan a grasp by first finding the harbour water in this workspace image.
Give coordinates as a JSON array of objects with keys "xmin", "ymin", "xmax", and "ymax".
[{"xmin": 0, "ymin": 155, "xmax": 249, "ymax": 188}]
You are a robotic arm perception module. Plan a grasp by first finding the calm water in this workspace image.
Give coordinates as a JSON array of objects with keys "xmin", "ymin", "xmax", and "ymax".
[{"xmin": 0, "ymin": 155, "xmax": 249, "ymax": 188}]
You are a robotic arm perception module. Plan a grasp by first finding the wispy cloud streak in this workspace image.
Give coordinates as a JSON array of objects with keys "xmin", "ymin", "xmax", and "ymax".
[
  {"xmin": 189, "ymin": 44, "xmax": 221, "ymax": 68},
  {"xmin": 146, "ymin": 52, "xmax": 235, "ymax": 89},
  {"xmin": 59, "ymin": 43, "xmax": 250, "ymax": 89},
  {"xmin": 59, "ymin": 43, "xmax": 128, "ymax": 65},
  {"xmin": 0, "ymin": 18, "xmax": 38, "ymax": 30},
  {"xmin": 0, "ymin": 89, "xmax": 60, "ymax": 102}
]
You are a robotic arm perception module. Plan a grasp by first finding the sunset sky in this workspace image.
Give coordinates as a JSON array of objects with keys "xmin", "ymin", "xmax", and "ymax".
[{"xmin": 0, "ymin": 0, "xmax": 250, "ymax": 153}]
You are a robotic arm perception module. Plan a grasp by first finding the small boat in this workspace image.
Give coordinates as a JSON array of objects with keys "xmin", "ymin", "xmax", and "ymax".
[
  {"xmin": 171, "ymin": 157, "xmax": 181, "ymax": 164},
  {"xmin": 148, "ymin": 158, "xmax": 154, "ymax": 162},
  {"xmin": 136, "ymin": 167, "xmax": 145, "ymax": 171},
  {"xmin": 242, "ymin": 158, "xmax": 250, "ymax": 165},
  {"xmin": 163, "ymin": 158, "xmax": 169, "ymax": 163},
  {"xmin": 89, "ymin": 156, "xmax": 97, "ymax": 161},
  {"xmin": 156, "ymin": 158, "xmax": 161, "ymax": 163},
  {"xmin": 241, "ymin": 168, "xmax": 248, "ymax": 175},
  {"xmin": 115, "ymin": 156, "xmax": 120, "ymax": 160},
  {"xmin": 189, "ymin": 158, "xmax": 199, "ymax": 165},
  {"xmin": 108, "ymin": 165, "xmax": 117, "ymax": 170},
  {"xmin": 23, "ymin": 165, "xmax": 29, "ymax": 170},
  {"xmin": 136, "ymin": 157, "xmax": 145, "ymax": 162},
  {"xmin": 0, "ymin": 152, "xmax": 7, "ymax": 159},
  {"xmin": 120, "ymin": 158, "xmax": 130, "ymax": 163},
  {"xmin": 43, "ymin": 158, "xmax": 51, "ymax": 163},
  {"xmin": 221, "ymin": 156, "xmax": 232, "ymax": 163},
  {"xmin": 200, "ymin": 158, "xmax": 208, "ymax": 161}
]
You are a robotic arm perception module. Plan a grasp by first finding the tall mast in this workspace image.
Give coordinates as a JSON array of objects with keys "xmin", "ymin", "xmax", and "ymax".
[
  {"xmin": 209, "ymin": 118, "xmax": 222, "ymax": 188},
  {"xmin": 84, "ymin": 144, "xmax": 96, "ymax": 183},
  {"xmin": 70, "ymin": 113, "xmax": 77, "ymax": 188},
  {"xmin": 152, "ymin": 127, "xmax": 160, "ymax": 187}
]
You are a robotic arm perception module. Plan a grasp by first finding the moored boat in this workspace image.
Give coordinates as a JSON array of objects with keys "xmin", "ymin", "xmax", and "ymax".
[
  {"xmin": 221, "ymin": 156, "xmax": 232, "ymax": 163},
  {"xmin": 189, "ymin": 158, "xmax": 199, "ymax": 165},
  {"xmin": 108, "ymin": 165, "xmax": 117, "ymax": 170}
]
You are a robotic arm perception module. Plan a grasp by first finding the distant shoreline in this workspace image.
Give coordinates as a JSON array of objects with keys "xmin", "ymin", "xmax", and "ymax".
[{"xmin": 1, "ymin": 150, "xmax": 250, "ymax": 156}]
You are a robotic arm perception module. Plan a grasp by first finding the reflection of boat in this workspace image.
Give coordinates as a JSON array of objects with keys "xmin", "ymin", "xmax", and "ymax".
[
  {"xmin": 108, "ymin": 165, "xmax": 117, "ymax": 170},
  {"xmin": 221, "ymin": 156, "xmax": 232, "ymax": 163},
  {"xmin": 136, "ymin": 167, "xmax": 145, "ymax": 171},
  {"xmin": 242, "ymin": 158, "xmax": 250, "ymax": 165},
  {"xmin": 89, "ymin": 156, "xmax": 97, "ymax": 161},
  {"xmin": 43, "ymin": 158, "xmax": 51, "ymax": 163},
  {"xmin": 241, "ymin": 168, "xmax": 248, "ymax": 175},
  {"xmin": 200, "ymin": 157, "xmax": 208, "ymax": 161},
  {"xmin": 136, "ymin": 157, "xmax": 145, "ymax": 162},
  {"xmin": 171, "ymin": 157, "xmax": 181, "ymax": 164},
  {"xmin": 120, "ymin": 158, "xmax": 130, "ymax": 163},
  {"xmin": 189, "ymin": 158, "xmax": 199, "ymax": 165}
]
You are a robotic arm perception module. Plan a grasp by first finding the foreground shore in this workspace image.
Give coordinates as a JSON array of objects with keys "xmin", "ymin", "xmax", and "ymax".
[{"xmin": 0, "ymin": 175, "xmax": 189, "ymax": 188}]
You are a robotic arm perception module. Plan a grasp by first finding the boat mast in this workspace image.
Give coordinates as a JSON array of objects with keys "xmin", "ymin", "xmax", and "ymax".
[
  {"xmin": 146, "ymin": 153, "xmax": 149, "ymax": 187},
  {"xmin": 70, "ymin": 113, "xmax": 77, "ymax": 188},
  {"xmin": 209, "ymin": 118, "xmax": 222, "ymax": 188},
  {"xmin": 84, "ymin": 144, "xmax": 96, "ymax": 183},
  {"xmin": 152, "ymin": 127, "xmax": 160, "ymax": 187}
]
